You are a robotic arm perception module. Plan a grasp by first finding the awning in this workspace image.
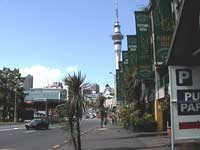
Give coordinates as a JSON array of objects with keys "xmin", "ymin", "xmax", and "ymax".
[{"xmin": 167, "ymin": 0, "xmax": 200, "ymax": 65}]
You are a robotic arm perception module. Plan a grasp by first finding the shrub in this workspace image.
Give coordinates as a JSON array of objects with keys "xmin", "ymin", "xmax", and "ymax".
[
  {"xmin": 132, "ymin": 112, "xmax": 157, "ymax": 132},
  {"xmin": 118, "ymin": 106, "xmax": 130, "ymax": 128}
]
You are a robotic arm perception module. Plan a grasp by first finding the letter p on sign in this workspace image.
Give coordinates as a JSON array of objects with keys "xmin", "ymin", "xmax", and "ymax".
[{"xmin": 176, "ymin": 69, "xmax": 192, "ymax": 86}]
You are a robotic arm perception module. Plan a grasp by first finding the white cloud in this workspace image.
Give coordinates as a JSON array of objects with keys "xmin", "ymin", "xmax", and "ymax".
[
  {"xmin": 20, "ymin": 65, "xmax": 79, "ymax": 88},
  {"xmin": 66, "ymin": 65, "xmax": 78, "ymax": 73}
]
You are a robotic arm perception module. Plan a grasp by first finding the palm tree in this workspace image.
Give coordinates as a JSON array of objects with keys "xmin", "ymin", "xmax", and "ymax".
[{"xmin": 64, "ymin": 71, "xmax": 89, "ymax": 150}]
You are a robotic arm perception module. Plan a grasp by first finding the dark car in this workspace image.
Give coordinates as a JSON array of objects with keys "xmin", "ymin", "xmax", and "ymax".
[{"xmin": 25, "ymin": 118, "xmax": 49, "ymax": 130}]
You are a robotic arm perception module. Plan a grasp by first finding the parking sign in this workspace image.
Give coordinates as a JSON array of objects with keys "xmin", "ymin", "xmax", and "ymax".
[{"xmin": 169, "ymin": 66, "xmax": 200, "ymax": 140}]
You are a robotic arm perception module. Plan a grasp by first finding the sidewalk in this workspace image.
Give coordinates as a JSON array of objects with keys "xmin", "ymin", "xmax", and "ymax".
[{"xmin": 57, "ymin": 124, "xmax": 200, "ymax": 150}]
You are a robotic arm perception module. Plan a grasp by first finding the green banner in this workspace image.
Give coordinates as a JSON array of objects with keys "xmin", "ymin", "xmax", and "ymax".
[
  {"xmin": 127, "ymin": 35, "xmax": 137, "ymax": 68},
  {"xmin": 127, "ymin": 35, "xmax": 137, "ymax": 52},
  {"xmin": 135, "ymin": 11, "xmax": 153, "ymax": 80},
  {"xmin": 116, "ymin": 69, "xmax": 123, "ymax": 102},
  {"xmin": 151, "ymin": 0, "xmax": 174, "ymax": 63},
  {"xmin": 116, "ymin": 62, "xmax": 124, "ymax": 102},
  {"xmin": 122, "ymin": 51, "xmax": 128, "ymax": 65}
]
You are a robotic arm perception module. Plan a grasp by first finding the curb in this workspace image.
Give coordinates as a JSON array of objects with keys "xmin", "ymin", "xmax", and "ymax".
[{"xmin": 134, "ymin": 132, "xmax": 168, "ymax": 137}]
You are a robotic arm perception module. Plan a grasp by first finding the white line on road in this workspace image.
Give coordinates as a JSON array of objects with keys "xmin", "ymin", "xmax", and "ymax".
[
  {"xmin": 53, "ymin": 145, "xmax": 60, "ymax": 149},
  {"xmin": 24, "ymin": 130, "xmax": 35, "ymax": 133},
  {"xmin": 0, "ymin": 127, "xmax": 24, "ymax": 132},
  {"xmin": 0, "ymin": 148, "xmax": 16, "ymax": 150}
]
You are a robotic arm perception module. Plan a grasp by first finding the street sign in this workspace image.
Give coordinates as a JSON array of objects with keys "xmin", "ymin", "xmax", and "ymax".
[{"xmin": 169, "ymin": 66, "xmax": 200, "ymax": 140}]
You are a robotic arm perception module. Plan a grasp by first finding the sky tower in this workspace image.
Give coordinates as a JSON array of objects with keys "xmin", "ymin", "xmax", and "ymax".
[{"xmin": 112, "ymin": 0, "xmax": 123, "ymax": 70}]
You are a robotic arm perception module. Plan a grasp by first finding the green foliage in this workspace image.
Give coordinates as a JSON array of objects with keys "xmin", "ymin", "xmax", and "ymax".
[
  {"xmin": 119, "ymin": 105, "xmax": 157, "ymax": 131},
  {"xmin": 160, "ymin": 95, "xmax": 170, "ymax": 111},
  {"xmin": 64, "ymin": 71, "xmax": 89, "ymax": 150},
  {"xmin": 0, "ymin": 67, "xmax": 25, "ymax": 121},
  {"xmin": 118, "ymin": 106, "xmax": 131, "ymax": 128},
  {"xmin": 121, "ymin": 68, "xmax": 142, "ymax": 109},
  {"xmin": 56, "ymin": 103, "xmax": 67, "ymax": 118},
  {"xmin": 96, "ymin": 95, "xmax": 107, "ymax": 128},
  {"xmin": 131, "ymin": 112, "xmax": 157, "ymax": 132}
]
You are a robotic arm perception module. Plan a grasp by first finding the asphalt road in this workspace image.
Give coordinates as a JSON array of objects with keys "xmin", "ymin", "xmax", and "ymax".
[{"xmin": 0, "ymin": 118, "xmax": 100, "ymax": 150}]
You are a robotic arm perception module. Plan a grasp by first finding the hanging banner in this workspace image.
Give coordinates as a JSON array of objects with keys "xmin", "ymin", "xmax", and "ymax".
[
  {"xmin": 116, "ymin": 62, "xmax": 123, "ymax": 102},
  {"xmin": 151, "ymin": 0, "xmax": 174, "ymax": 64},
  {"xmin": 122, "ymin": 51, "xmax": 128, "ymax": 65},
  {"xmin": 169, "ymin": 66, "xmax": 200, "ymax": 140},
  {"xmin": 127, "ymin": 35, "xmax": 137, "ymax": 68},
  {"xmin": 135, "ymin": 11, "xmax": 153, "ymax": 80}
]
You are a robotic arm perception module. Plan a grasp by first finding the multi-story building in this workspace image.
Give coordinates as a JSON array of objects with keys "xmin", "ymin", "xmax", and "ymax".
[
  {"xmin": 90, "ymin": 83, "xmax": 100, "ymax": 94},
  {"xmin": 103, "ymin": 84, "xmax": 115, "ymax": 108},
  {"xmin": 114, "ymin": 0, "xmax": 188, "ymax": 131},
  {"xmin": 23, "ymin": 75, "xmax": 33, "ymax": 91},
  {"xmin": 24, "ymin": 86, "xmax": 67, "ymax": 119}
]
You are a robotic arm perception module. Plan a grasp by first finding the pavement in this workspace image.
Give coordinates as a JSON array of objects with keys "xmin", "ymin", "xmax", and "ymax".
[{"xmin": 57, "ymin": 124, "xmax": 200, "ymax": 150}]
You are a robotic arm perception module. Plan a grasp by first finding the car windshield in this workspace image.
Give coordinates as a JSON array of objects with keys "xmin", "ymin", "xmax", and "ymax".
[{"xmin": 30, "ymin": 119, "xmax": 41, "ymax": 123}]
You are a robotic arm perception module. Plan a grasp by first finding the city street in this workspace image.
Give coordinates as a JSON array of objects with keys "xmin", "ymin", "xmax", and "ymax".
[{"xmin": 0, "ymin": 119, "xmax": 99, "ymax": 150}]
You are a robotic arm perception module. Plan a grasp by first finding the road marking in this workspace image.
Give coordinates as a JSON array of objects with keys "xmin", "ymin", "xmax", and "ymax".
[
  {"xmin": 24, "ymin": 130, "xmax": 35, "ymax": 133},
  {"xmin": 0, "ymin": 128, "xmax": 22, "ymax": 132},
  {"xmin": 96, "ymin": 128, "xmax": 107, "ymax": 131},
  {"xmin": 52, "ymin": 145, "xmax": 60, "ymax": 149},
  {"xmin": 0, "ymin": 148, "xmax": 16, "ymax": 150},
  {"xmin": 64, "ymin": 140, "xmax": 68, "ymax": 143}
]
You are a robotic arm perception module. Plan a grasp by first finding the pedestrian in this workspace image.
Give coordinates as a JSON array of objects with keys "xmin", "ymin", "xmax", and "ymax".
[
  {"xmin": 114, "ymin": 114, "xmax": 117, "ymax": 125},
  {"xmin": 112, "ymin": 112, "xmax": 115, "ymax": 125}
]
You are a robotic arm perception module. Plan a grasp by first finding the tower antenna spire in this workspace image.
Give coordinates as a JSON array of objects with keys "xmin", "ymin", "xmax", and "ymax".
[
  {"xmin": 112, "ymin": 0, "xmax": 123, "ymax": 70},
  {"xmin": 114, "ymin": 0, "xmax": 119, "ymax": 23}
]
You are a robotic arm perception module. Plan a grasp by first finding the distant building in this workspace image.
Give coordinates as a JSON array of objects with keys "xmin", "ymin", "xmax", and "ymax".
[
  {"xmin": 24, "ymin": 87, "xmax": 68, "ymax": 119},
  {"xmin": 91, "ymin": 83, "xmax": 100, "ymax": 94},
  {"xmin": 47, "ymin": 82, "xmax": 63, "ymax": 89},
  {"xmin": 83, "ymin": 83, "xmax": 100, "ymax": 103},
  {"xmin": 103, "ymin": 84, "xmax": 114, "ymax": 98},
  {"xmin": 24, "ymin": 88, "xmax": 67, "ymax": 102},
  {"xmin": 103, "ymin": 84, "xmax": 115, "ymax": 108},
  {"xmin": 23, "ymin": 75, "xmax": 33, "ymax": 90}
]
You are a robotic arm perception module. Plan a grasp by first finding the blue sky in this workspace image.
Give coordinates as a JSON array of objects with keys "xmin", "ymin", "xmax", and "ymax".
[{"xmin": 0, "ymin": 0, "xmax": 149, "ymax": 91}]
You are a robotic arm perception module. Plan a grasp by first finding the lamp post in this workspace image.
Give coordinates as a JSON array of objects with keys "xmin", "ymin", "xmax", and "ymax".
[
  {"xmin": 109, "ymin": 72, "xmax": 116, "ymax": 108},
  {"xmin": 14, "ymin": 89, "xmax": 17, "ymax": 123}
]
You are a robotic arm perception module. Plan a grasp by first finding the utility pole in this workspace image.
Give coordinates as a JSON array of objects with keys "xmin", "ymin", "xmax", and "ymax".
[{"xmin": 14, "ymin": 91, "xmax": 17, "ymax": 123}]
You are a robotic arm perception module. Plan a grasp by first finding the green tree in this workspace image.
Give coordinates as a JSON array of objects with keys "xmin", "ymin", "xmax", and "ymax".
[
  {"xmin": 0, "ymin": 67, "xmax": 25, "ymax": 121},
  {"xmin": 121, "ymin": 68, "xmax": 142, "ymax": 109},
  {"xmin": 96, "ymin": 95, "xmax": 106, "ymax": 128},
  {"xmin": 64, "ymin": 71, "xmax": 89, "ymax": 150}
]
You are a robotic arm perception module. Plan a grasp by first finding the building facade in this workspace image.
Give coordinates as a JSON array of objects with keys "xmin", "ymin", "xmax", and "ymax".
[{"xmin": 23, "ymin": 75, "xmax": 33, "ymax": 91}]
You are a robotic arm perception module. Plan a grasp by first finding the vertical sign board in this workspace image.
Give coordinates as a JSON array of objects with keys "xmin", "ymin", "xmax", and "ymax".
[
  {"xmin": 135, "ymin": 11, "xmax": 153, "ymax": 81},
  {"xmin": 122, "ymin": 51, "xmax": 129, "ymax": 72},
  {"xmin": 127, "ymin": 35, "xmax": 137, "ymax": 68},
  {"xmin": 169, "ymin": 66, "xmax": 200, "ymax": 140},
  {"xmin": 151, "ymin": 0, "xmax": 174, "ymax": 64},
  {"xmin": 116, "ymin": 62, "xmax": 123, "ymax": 102}
]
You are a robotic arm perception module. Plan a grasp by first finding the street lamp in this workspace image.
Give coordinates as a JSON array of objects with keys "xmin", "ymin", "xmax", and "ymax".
[
  {"xmin": 14, "ymin": 89, "xmax": 17, "ymax": 123},
  {"xmin": 109, "ymin": 72, "xmax": 117, "ymax": 108}
]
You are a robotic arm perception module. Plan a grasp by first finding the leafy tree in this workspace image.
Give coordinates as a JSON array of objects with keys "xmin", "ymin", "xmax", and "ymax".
[
  {"xmin": 96, "ymin": 95, "xmax": 106, "ymax": 128},
  {"xmin": 64, "ymin": 71, "xmax": 89, "ymax": 150},
  {"xmin": 121, "ymin": 68, "xmax": 142, "ymax": 110},
  {"xmin": 56, "ymin": 103, "xmax": 67, "ymax": 118},
  {"xmin": 0, "ymin": 67, "xmax": 25, "ymax": 121}
]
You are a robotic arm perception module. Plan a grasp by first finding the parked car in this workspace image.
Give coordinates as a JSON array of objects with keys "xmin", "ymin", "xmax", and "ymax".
[
  {"xmin": 25, "ymin": 118, "xmax": 49, "ymax": 130},
  {"xmin": 85, "ymin": 112, "xmax": 96, "ymax": 119}
]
